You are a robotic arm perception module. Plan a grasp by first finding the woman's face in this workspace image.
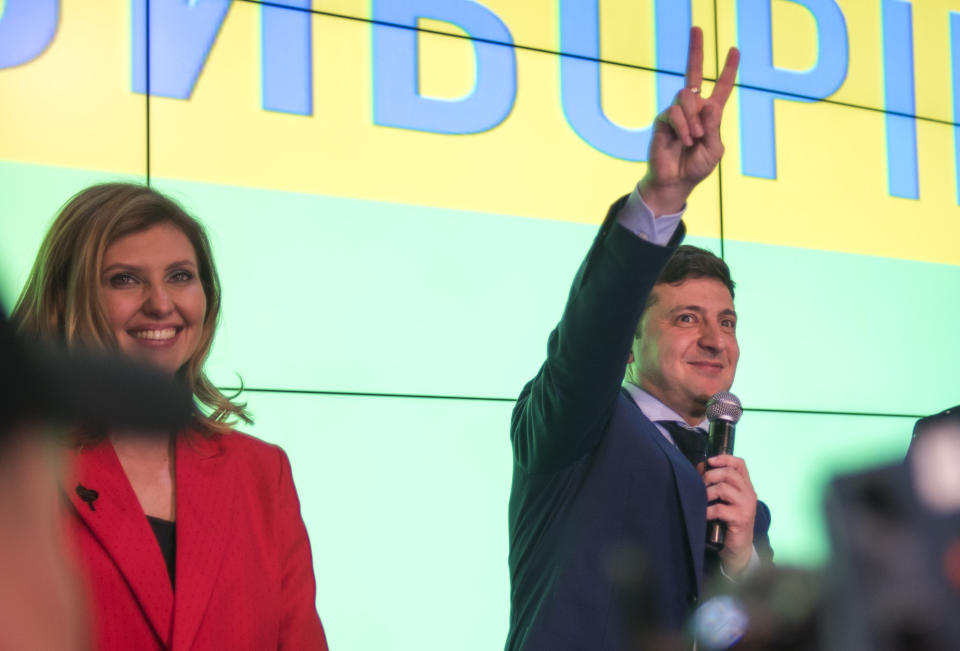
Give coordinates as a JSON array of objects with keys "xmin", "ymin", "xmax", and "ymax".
[{"xmin": 99, "ymin": 223, "xmax": 207, "ymax": 374}]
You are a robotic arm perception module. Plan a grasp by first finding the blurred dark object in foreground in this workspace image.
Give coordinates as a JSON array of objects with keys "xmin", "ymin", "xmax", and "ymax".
[
  {"xmin": 693, "ymin": 566, "xmax": 822, "ymax": 650},
  {"xmin": 0, "ymin": 304, "xmax": 194, "ymax": 439},
  {"xmin": 659, "ymin": 407, "xmax": 960, "ymax": 651},
  {"xmin": 907, "ymin": 405, "xmax": 960, "ymax": 459},
  {"xmin": 822, "ymin": 410, "xmax": 960, "ymax": 651},
  {"xmin": 0, "ymin": 303, "xmax": 194, "ymax": 650},
  {"xmin": 605, "ymin": 542, "xmax": 690, "ymax": 651}
]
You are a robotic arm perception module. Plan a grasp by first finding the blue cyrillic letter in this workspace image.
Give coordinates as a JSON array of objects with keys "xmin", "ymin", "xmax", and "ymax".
[
  {"xmin": 737, "ymin": 0, "xmax": 849, "ymax": 178},
  {"xmin": 132, "ymin": 0, "xmax": 231, "ymax": 98},
  {"xmin": 372, "ymin": 0, "xmax": 516, "ymax": 134},
  {"xmin": 262, "ymin": 0, "xmax": 312, "ymax": 115},
  {"xmin": 882, "ymin": 0, "xmax": 918, "ymax": 199},
  {"xmin": 559, "ymin": 0, "xmax": 690, "ymax": 161},
  {"xmin": 0, "ymin": 0, "xmax": 59, "ymax": 68}
]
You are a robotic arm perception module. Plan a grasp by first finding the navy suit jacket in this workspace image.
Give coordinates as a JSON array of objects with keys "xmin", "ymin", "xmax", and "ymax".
[{"xmin": 505, "ymin": 197, "xmax": 771, "ymax": 651}]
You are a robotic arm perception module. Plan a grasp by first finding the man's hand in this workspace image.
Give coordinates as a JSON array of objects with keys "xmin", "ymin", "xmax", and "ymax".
[
  {"xmin": 639, "ymin": 27, "xmax": 739, "ymax": 216},
  {"xmin": 700, "ymin": 454, "xmax": 757, "ymax": 577}
]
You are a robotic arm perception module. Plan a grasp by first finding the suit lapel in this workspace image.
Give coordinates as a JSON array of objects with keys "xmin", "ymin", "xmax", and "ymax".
[
  {"xmin": 170, "ymin": 432, "xmax": 235, "ymax": 651},
  {"xmin": 647, "ymin": 426, "xmax": 707, "ymax": 596},
  {"xmin": 620, "ymin": 391, "xmax": 707, "ymax": 596},
  {"xmin": 63, "ymin": 441, "xmax": 174, "ymax": 647}
]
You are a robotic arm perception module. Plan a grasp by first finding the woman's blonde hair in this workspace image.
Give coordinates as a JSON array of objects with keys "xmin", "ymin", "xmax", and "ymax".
[{"xmin": 11, "ymin": 182, "xmax": 251, "ymax": 436}]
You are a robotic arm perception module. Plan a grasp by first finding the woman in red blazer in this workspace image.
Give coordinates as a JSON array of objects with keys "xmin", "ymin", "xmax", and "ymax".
[{"xmin": 12, "ymin": 183, "xmax": 329, "ymax": 650}]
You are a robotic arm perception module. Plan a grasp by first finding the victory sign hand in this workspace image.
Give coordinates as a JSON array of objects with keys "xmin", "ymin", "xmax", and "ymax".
[{"xmin": 639, "ymin": 27, "xmax": 740, "ymax": 216}]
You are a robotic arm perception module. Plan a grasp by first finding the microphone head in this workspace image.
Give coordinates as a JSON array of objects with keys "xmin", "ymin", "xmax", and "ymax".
[{"xmin": 706, "ymin": 392, "xmax": 742, "ymax": 424}]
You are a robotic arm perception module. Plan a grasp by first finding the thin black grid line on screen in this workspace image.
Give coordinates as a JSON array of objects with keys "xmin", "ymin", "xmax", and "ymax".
[
  {"xmin": 219, "ymin": 386, "xmax": 926, "ymax": 419},
  {"xmin": 145, "ymin": 0, "xmax": 151, "ymax": 185},
  {"xmin": 712, "ymin": 0, "xmax": 726, "ymax": 260},
  {"xmin": 238, "ymin": 0, "xmax": 960, "ymax": 128},
  {"xmin": 176, "ymin": 5, "xmax": 930, "ymax": 424}
]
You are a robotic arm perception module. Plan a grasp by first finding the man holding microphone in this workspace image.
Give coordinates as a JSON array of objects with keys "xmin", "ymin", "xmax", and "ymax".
[{"xmin": 506, "ymin": 27, "xmax": 772, "ymax": 651}]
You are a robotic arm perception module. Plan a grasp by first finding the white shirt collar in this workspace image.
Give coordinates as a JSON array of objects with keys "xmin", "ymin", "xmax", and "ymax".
[{"xmin": 622, "ymin": 382, "xmax": 708, "ymax": 432}]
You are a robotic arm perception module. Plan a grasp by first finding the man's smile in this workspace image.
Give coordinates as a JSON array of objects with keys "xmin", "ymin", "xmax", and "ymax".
[{"xmin": 688, "ymin": 360, "xmax": 725, "ymax": 372}]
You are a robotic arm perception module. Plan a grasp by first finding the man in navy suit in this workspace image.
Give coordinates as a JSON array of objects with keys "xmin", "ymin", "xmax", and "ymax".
[{"xmin": 506, "ymin": 28, "xmax": 771, "ymax": 651}]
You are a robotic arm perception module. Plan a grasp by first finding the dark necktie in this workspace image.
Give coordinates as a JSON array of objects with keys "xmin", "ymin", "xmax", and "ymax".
[{"xmin": 656, "ymin": 420, "xmax": 707, "ymax": 468}]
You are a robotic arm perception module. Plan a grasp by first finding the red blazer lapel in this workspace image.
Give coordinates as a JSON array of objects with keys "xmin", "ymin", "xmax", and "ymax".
[
  {"xmin": 63, "ymin": 441, "xmax": 174, "ymax": 647},
  {"xmin": 171, "ymin": 433, "xmax": 236, "ymax": 651}
]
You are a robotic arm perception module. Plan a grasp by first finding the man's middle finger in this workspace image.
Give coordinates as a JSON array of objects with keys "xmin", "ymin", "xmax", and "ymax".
[{"xmin": 708, "ymin": 47, "xmax": 740, "ymax": 108}]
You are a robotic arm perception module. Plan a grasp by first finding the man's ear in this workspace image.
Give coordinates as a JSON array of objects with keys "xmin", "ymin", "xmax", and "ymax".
[
  {"xmin": 626, "ymin": 317, "xmax": 643, "ymax": 367},
  {"xmin": 625, "ymin": 334, "xmax": 639, "ymax": 372}
]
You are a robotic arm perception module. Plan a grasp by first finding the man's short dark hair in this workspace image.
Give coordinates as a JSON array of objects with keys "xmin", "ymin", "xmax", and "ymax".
[
  {"xmin": 634, "ymin": 245, "xmax": 736, "ymax": 336},
  {"xmin": 637, "ymin": 245, "xmax": 735, "ymax": 325},
  {"xmin": 656, "ymin": 244, "xmax": 735, "ymax": 298}
]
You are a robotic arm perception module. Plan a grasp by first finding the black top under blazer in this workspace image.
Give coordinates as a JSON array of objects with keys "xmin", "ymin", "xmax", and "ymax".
[{"xmin": 506, "ymin": 196, "xmax": 772, "ymax": 651}]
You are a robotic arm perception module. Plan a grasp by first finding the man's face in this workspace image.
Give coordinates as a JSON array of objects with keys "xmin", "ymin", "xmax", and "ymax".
[{"xmin": 629, "ymin": 277, "xmax": 739, "ymax": 425}]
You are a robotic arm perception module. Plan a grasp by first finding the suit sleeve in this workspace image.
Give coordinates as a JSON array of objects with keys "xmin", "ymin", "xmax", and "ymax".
[
  {"xmin": 510, "ymin": 195, "xmax": 685, "ymax": 473},
  {"xmin": 753, "ymin": 500, "xmax": 774, "ymax": 565},
  {"xmin": 274, "ymin": 446, "xmax": 330, "ymax": 650}
]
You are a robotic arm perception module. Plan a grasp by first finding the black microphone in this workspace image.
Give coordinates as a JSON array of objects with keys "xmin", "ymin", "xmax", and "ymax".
[
  {"xmin": 76, "ymin": 484, "xmax": 99, "ymax": 512},
  {"xmin": 705, "ymin": 391, "xmax": 743, "ymax": 551}
]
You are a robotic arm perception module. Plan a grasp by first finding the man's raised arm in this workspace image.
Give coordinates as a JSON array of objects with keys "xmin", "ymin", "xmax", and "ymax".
[{"xmin": 511, "ymin": 28, "xmax": 741, "ymax": 473}]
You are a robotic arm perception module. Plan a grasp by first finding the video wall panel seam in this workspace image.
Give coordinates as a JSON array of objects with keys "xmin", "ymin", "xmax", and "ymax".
[
  {"xmin": 223, "ymin": 386, "xmax": 929, "ymax": 420},
  {"xmin": 145, "ymin": 0, "xmax": 152, "ymax": 185},
  {"xmin": 712, "ymin": 0, "xmax": 726, "ymax": 260}
]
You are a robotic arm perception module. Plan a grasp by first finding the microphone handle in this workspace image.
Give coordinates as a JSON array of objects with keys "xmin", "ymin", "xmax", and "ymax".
[{"xmin": 705, "ymin": 420, "xmax": 735, "ymax": 551}]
